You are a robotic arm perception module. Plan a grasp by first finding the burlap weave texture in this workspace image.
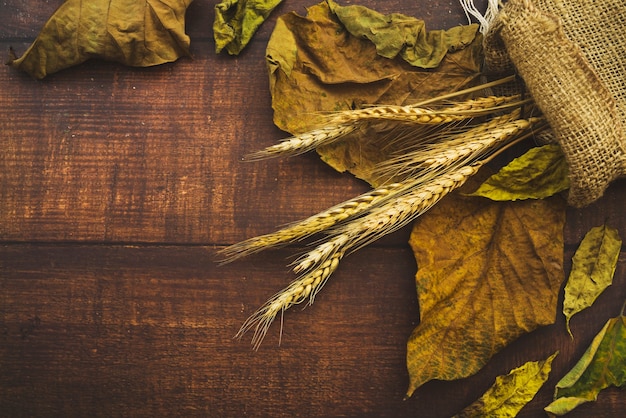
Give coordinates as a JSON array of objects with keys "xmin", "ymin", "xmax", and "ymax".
[{"xmin": 484, "ymin": 0, "xmax": 626, "ymax": 207}]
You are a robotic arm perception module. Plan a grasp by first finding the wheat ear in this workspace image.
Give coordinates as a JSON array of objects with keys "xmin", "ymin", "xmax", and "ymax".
[
  {"xmin": 235, "ymin": 252, "xmax": 344, "ymax": 350},
  {"xmin": 325, "ymin": 95, "xmax": 528, "ymax": 125},
  {"xmin": 237, "ymin": 163, "xmax": 481, "ymax": 348},
  {"xmin": 244, "ymin": 74, "xmax": 524, "ymax": 162},
  {"xmin": 244, "ymin": 97, "xmax": 528, "ymax": 162},
  {"xmin": 298, "ymin": 163, "xmax": 482, "ymax": 268},
  {"xmin": 374, "ymin": 112, "xmax": 546, "ymax": 181},
  {"xmin": 244, "ymin": 123, "xmax": 357, "ymax": 160},
  {"xmin": 218, "ymin": 182, "xmax": 410, "ymax": 263}
]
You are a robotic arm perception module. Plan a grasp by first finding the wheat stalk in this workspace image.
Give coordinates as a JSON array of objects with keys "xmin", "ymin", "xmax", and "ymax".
[
  {"xmin": 235, "ymin": 252, "xmax": 344, "ymax": 350},
  {"xmin": 218, "ymin": 182, "xmax": 410, "ymax": 262},
  {"xmin": 236, "ymin": 163, "xmax": 482, "ymax": 348},
  {"xmin": 317, "ymin": 163, "xmax": 482, "ymax": 257},
  {"xmin": 373, "ymin": 112, "xmax": 546, "ymax": 181},
  {"xmin": 245, "ymin": 97, "xmax": 529, "ymax": 162},
  {"xmin": 325, "ymin": 95, "xmax": 527, "ymax": 125},
  {"xmin": 244, "ymin": 123, "xmax": 357, "ymax": 160},
  {"xmin": 244, "ymin": 75, "xmax": 526, "ymax": 161}
]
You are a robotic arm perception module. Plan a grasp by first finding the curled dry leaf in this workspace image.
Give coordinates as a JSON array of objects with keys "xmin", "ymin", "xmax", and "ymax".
[
  {"xmin": 8, "ymin": 0, "xmax": 194, "ymax": 79},
  {"xmin": 214, "ymin": 0, "xmax": 284, "ymax": 55},
  {"xmin": 545, "ymin": 312, "xmax": 626, "ymax": 416},
  {"xmin": 266, "ymin": 1, "xmax": 482, "ymax": 184},
  {"xmin": 455, "ymin": 352, "xmax": 558, "ymax": 418},
  {"xmin": 563, "ymin": 225, "xmax": 622, "ymax": 338},
  {"xmin": 406, "ymin": 190, "xmax": 566, "ymax": 397},
  {"xmin": 469, "ymin": 144, "xmax": 570, "ymax": 201},
  {"xmin": 327, "ymin": 0, "xmax": 478, "ymax": 69}
]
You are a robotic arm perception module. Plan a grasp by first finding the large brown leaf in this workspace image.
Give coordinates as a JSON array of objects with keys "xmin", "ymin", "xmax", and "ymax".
[
  {"xmin": 406, "ymin": 192, "xmax": 566, "ymax": 397},
  {"xmin": 8, "ymin": 0, "xmax": 194, "ymax": 79},
  {"xmin": 266, "ymin": 2, "xmax": 482, "ymax": 185},
  {"xmin": 267, "ymin": 1, "xmax": 482, "ymax": 133}
]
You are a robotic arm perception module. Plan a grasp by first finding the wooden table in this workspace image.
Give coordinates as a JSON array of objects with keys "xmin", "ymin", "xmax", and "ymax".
[{"xmin": 1, "ymin": 1, "xmax": 624, "ymax": 416}]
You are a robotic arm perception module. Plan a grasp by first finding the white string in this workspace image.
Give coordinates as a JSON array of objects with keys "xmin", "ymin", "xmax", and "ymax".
[{"xmin": 459, "ymin": 0, "xmax": 501, "ymax": 34}]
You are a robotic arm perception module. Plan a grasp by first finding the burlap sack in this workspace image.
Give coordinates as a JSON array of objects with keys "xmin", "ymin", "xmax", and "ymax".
[{"xmin": 483, "ymin": 0, "xmax": 626, "ymax": 207}]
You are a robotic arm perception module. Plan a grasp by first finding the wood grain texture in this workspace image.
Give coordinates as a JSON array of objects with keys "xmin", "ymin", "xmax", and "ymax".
[
  {"xmin": 1, "ymin": 245, "xmax": 625, "ymax": 417},
  {"xmin": 1, "ymin": 0, "xmax": 625, "ymax": 417}
]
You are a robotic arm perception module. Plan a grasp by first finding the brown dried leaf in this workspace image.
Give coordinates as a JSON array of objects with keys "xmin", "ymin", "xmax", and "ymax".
[
  {"xmin": 545, "ymin": 312, "xmax": 626, "ymax": 415},
  {"xmin": 266, "ymin": 1, "xmax": 482, "ymax": 185},
  {"xmin": 214, "ymin": 0, "xmax": 284, "ymax": 55},
  {"xmin": 8, "ymin": 0, "xmax": 194, "ymax": 79},
  {"xmin": 406, "ymin": 192, "xmax": 566, "ymax": 397}
]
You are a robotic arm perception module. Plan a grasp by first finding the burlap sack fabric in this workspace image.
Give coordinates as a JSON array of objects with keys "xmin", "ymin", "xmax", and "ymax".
[{"xmin": 483, "ymin": 0, "xmax": 626, "ymax": 207}]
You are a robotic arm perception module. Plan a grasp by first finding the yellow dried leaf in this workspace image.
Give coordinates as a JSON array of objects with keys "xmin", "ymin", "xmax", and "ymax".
[
  {"xmin": 214, "ymin": 0, "xmax": 284, "ymax": 55},
  {"xmin": 455, "ymin": 352, "xmax": 558, "ymax": 418},
  {"xmin": 406, "ymin": 193, "xmax": 566, "ymax": 397},
  {"xmin": 545, "ymin": 313, "xmax": 626, "ymax": 415},
  {"xmin": 563, "ymin": 225, "xmax": 622, "ymax": 338},
  {"xmin": 8, "ymin": 0, "xmax": 194, "ymax": 79},
  {"xmin": 266, "ymin": 1, "xmax": 482, "ymax": 185},
  {"xmin": 469, "ymin": 144, "xmax": 570, "ymax": 201}
]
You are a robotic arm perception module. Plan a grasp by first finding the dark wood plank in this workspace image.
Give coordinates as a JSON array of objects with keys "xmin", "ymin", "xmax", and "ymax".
[
  {"xmin": 1, "ymin": 245, "xmax": 625, "ymax": 417},
  {"xmin": 0, "ymin": 245, "xmax": 419, "ymax": 417},
  {"xmin": 0, "ymin": 0, "xmax": 502, "ymax": 244},
  {"xmin": 2, "ymin": 0, "xmax": 625, "ymax": 245}
]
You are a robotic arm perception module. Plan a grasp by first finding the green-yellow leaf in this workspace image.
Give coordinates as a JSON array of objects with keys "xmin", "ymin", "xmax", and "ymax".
[
  {"xmin": 328, "ymin": 0, "xmax": 479, "ymax": 68},
  {"xmin": 406, "ymin": 191, "xmax": 566, "ymax": 397},
  {"xmin": 563, "ymin": 225, "xmax": 622, "ymax": 338},
  {"xmin": 266, "ymin": 1, "xmax": 482, "ymax": 185},
  {"xmin": 544, "ymin": 313, "xmax": 626, "ymax": 416},
  {"xmin": 8, "ymin": 0, "xmax": 194, "ymax": 79},
  {"xmin": 214, "ymin": 0, "xmax": 284, "ymax": 55},
  {"xmin": 455, "ymin": 352, "xmax": 558, "ymax": 418},
  {"xmin": 469, "ymin": 144, "xmax": 570, "ymax": 201}
]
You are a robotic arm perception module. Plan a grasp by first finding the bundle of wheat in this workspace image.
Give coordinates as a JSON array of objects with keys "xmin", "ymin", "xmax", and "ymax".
[
  {"xmin": 220, "ymin": 75, "xmax": 549, "ymax": 348},
  {"xmin": 226, "ymin": 0, "xmax": 626, "ymax": 347}
]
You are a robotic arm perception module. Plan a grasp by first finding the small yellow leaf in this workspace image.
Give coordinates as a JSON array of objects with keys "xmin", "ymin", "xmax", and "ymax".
[
  {"xmin": 563, "ymin": 225, "xmax": 622, "ymax": 337},
  {"xmin": 214, "ymin": 0, "xmax": 284, "ymax": 55},
  {"xmin": 455, "ymin": 352, "xmax": 558, "ymax": 418},
  {"xmin": 545, "ymin": 313, "xmax": 626, "ymax": 415},
  {"xmin": 8, "ymin": 0, "xmax": 194, "ymax": 79},
  {"xmin": 469, "ymin": 144, "xmax": 570, "ymax": 201},
  {"xmin": 406, "ymin": 193, "xmax": 566, "ymax": 397}
]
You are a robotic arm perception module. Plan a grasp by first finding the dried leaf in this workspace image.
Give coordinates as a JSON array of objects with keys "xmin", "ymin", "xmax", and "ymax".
[
  {"xmin": 406, "ymin": 193, "xmax": 566, "ymax": 397},
  {"xmin": 563, "ymin": 225, "xmax": 622, "ymax": 337},
  {"xmin": 544, "ymin": 313, "xmax": 626, "ymax": 416},
  {"xmin": 469, "ymin": 145, "xmax": 570, "ymax": 201},
  {"xmin": 266, "ymin": 1, "xmax": 482, "ymax": 184},
  {"xmin": 214, "ymin": 0, "xmax": 283, "ymax": 55},
  {"xmin": 455, "ymin": 352, "xmax": 558, "ymax": 418},
  {"xmin": 7, "ymin": 0, "xmax": 194, "ymax": 79},
  {"xmin": 328, "ymin": 0, "xmax": 478, "ymax": 68}
]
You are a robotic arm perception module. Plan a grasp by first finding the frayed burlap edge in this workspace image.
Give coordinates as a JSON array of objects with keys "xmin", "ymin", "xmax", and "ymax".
[{"xmin": 484, "ymin": 0, "xmax": 625, "ymax": 207}]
